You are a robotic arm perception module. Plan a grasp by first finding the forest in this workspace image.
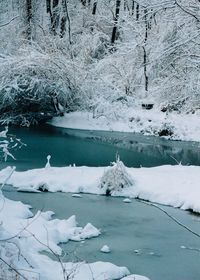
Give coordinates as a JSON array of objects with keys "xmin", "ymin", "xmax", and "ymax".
[{"xmin": 0, "ymin": 0, "xmax": 200, "ymax": 126}]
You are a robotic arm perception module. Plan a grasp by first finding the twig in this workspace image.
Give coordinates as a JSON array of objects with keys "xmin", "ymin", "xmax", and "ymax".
[
  {"xmin": 175, "ymin": 0, "xmax": 200, "ymax": 22},
  {"xmin": 139, "ymin": 200, "xmax": 200, "ymax": 238},
  {"xmin": 0, "ymin": 256, "xmax": 28, "ymax": 280},
  {"xmin": 25, "ymin": 229, "xmax": 68, "ymax": 280},
  {"xmin": 0, "ymin": 166, "xmax": 16, "ymax": 190},
  {"xmin": 6, "ymin": 240, "xmax": 34, "ymax": 269},
  {"xmin": 0, "ymin": 16, "xmax": 19, "ymax": 28}
]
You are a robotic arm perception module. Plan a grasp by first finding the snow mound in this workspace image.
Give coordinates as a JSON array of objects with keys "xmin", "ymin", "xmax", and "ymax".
[{"xmin": 80, "ymin": 223, "xmax": 101, "ymax": 239}]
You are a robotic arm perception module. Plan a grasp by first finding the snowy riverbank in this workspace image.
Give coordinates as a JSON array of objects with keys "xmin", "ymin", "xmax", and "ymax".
[
  {"xmin": 1, "ymin": 162, "xmax": 200, "ymax": 213},
  {"xmin": 49, "ymin": 110, "xmax": 200, "ymax": 142}
]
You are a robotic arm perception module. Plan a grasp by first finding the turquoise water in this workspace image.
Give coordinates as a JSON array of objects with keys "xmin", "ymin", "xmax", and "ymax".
[
  {"xmin": 4, "ymin": 187, "xmax": 200, "ymax": 280},
  {"xmin": 1, "ymin": 125, "xmax": 200, "ymax": 280},
  {"xmin": 1, "ymin": 124, "xmax": 200, "ymax": 171}
]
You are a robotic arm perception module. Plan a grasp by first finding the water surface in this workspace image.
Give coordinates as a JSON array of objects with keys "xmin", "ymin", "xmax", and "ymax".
[
  {"xmin": 1, "ymin": 125, "xmax": 200, "ymax": 280},
  {"xmin": 1, "ymin": 124, "xmax": 200, "ymax": 171},
  {"xmin": 3, "ymin": 187, "xmax": 200, "ymax": 280}
]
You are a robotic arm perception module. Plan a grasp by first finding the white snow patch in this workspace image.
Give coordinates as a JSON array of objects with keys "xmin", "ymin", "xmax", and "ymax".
[
  {"xmin": 17, "ymin": 187, "xmax": 41, "ymax": 193},
  {"xmin": 122, "ymin": 275, "xmax": 150, "ymax": 280},
  {"xmin": 72, "ymin": 193, "xmax": 82, "ymax": 198},
  {"xmin": 123, "ymin": 198, "xmax": 132, "ymax": 203},
  {"xmin": 101, "ymin": 245, "xmax": 111, "ymax": 253}
]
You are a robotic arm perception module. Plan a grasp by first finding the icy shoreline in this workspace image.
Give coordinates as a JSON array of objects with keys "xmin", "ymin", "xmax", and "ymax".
[{"xmin": 48, "ymin": 111, "xmax": 200, "ymax": 142}]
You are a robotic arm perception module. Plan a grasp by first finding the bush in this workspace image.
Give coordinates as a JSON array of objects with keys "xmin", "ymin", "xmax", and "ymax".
[
  {"xmin": 99, "ymin": 158, "xmax": 134, "ymax": 196},
  {"xmin": 0, "ymin": 46, "xmax": 80, "ymax": 125}
]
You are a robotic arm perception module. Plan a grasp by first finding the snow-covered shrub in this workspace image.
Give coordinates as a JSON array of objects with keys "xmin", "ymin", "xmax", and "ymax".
[
  {"xmin": 0, "ymin": 44, "xmax": 82, "ymax": 125},
  {"xmin": 99, "ymin": 158, "xmax": 134, "ymax": 196}
]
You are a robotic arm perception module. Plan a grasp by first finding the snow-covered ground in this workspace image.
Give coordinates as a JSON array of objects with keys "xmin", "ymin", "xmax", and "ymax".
[
  {"xmin": 49, "ymin": 110, "xmax": 200, "ymax": 142},
  {"xmin": 1, "ymin": 162, "xmax": 200, "ymax": 213},
  {"xmin": 0, "ymin": 193, "xmax": 151, "ymax": 280}
]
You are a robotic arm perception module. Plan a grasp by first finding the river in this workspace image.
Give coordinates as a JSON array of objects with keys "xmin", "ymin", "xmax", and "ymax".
[{"xmin": 1, "ymin": 124, "xmax": 200, "ymax": 280}]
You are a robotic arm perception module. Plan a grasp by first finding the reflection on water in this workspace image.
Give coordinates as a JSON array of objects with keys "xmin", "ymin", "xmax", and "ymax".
[
  {"xmin": 0, "ymin": 124, "xmax": 200, "ymax": 171},
  {"xmin": 60, "ymin": 127, "xmax": 200, "ymax": 167}
]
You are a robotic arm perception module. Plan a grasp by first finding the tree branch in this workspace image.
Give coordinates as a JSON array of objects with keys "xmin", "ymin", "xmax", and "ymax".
[
  {"xmin": 0, "ymin": 16, "xmax": 19, "ymax": 28},
  {"xmin": 175, "ymin": 0, "xmax": 200, "ymax": 22},
  {"xmin": 0, "ymin": 256, "xmax": 28, "ymax": 280}
]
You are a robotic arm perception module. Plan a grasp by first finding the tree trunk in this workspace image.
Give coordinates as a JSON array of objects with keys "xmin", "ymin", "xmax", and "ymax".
[
  {"xmin": 52, "ymin": 0, "xmax": 60, "ymax": 35},
  {"xmin": 136, "ymin": 3, "xmax": 139, "ymax": 20},
  {"xmin": 111, "ymin": 0, "xmax": 121, "ymax": 44},
  {"xmin": 131, "ymin": 0, "xmax": 135, "ymax": 15},
  {"xmin": 144, "ymin": 8, "xmax": 148, "ymax": 43},
  {"xmin": 124, "ymin": 0, "xmax": 127, "ymax": 11},
  {"xmin": 143, "ymin": 46, "xmax": 148, "ymax": 93},
  {"xmin": 143, "ymin": 9, "xmax": 149, "ymax": 93},
  {"xmin": 26, "ymin": 0, "xmax": 32, "ymax": 40},
  {"xmin": 46, "ymin": 0, "xmax": 51, "ymax": 13},
  {"xmin": 92, "ymin": 1, "xmax": 97, "ymax": 15},
  {"xmin": 60, "ymin": 0, "xmax": 71, "ymax": 43},
  {"xmin": 60, "ymin": 0, "xmax": 67, "ymax": 37}
]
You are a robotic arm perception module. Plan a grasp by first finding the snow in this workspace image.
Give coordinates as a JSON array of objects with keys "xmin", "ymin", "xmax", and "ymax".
[
  {"xmin": 48, "ymin": 110, "xmax": 200, "ymax": 142},
  {"xmin": 100, "ymin": 245, "xmax": 111, "ymax": 253},
  {"xmin": 123, "ymin": 198, "xmax": 132, "ymax": 203},
  {"xmin": 80, "ymin": 223, "xmax": 101, "ymax": 239},
  {"xmin": 72, "ymin": 193, "xmax": 82, "ymax": 198},
  {"xmin": 122, "ymin": 276, "xmax": 150, "ymax": 280},
  {"xmin": 35, "ymin": 259, "xmax": 130, "ymax": 280},
  {"xmin": 0, "ymin": 194, "xmax": 130, "ymax": 280},
  {"xmin": 1, "ymin": 163, "xmax": 200, "ymax": 213},
  {"xmin": 17, "ymin": 187, "xmax": 41, "ymax": 193}
]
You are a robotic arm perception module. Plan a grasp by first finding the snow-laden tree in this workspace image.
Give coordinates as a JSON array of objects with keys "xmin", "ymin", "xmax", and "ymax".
[
  {"xmin": 99, "ymin": 158, "xmax": 134, "ymax": 195},
  {"xmin": 0, "ymin": 0, "xmax": 200, "ymax": 124}
]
